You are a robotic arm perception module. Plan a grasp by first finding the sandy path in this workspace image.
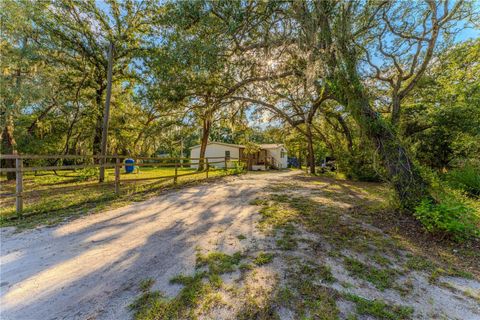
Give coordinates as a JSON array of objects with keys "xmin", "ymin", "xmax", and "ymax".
[{"xmin": 0, "ymin": 171, "xmax": 296, "ymax": 320}]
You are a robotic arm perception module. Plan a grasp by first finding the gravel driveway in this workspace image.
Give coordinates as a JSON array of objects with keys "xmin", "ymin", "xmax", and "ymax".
[{"xmin": 0, "ymin": 171, "xmax": 296, "ymax": 320}]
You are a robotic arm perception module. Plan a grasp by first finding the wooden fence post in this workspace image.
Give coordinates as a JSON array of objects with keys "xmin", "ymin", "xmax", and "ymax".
[
  {"xmin": 206, "ymin": 158, "xmax": 209, "ymax": 178},
  {"xmin": 224, "ymin": 156, "xmax": 227, "ymax": 171},
  {"xmin": 174, "ymin": 161, "xmax": 178, "ymax": 184},
  {"xmin": 16, "ymin": 157, "xmax": 23, "ymax": 216},
  {"xmin": 114, "ymin": 156, "xmax": 120, "ymax": 195}
]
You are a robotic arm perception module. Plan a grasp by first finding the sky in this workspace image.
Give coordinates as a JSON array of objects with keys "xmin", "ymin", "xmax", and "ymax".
[{"xmin": 455, "ymin": 27, "xmax": 480, "ymax": 42}]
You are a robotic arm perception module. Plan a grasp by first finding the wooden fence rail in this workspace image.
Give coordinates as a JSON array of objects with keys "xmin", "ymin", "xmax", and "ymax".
[{"xmin": 0, "ymin": 154, "xmax": 245, "ymax": 217}]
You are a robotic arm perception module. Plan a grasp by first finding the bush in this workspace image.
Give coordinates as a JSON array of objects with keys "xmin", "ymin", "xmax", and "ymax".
[
  {"xmin": 336, "ymin": 149, "xmax": 383, "ymax": 182},
  {"xmin": 414, "ymin": 192, "xmax": 479, "ymax": 241},
  {"xmin": 76, "ymin": 167, "xmax": 99, "ymax": 181},
  {"xmin": 444, "ymin": 165, "xmax": 480, "ymax": 197}
]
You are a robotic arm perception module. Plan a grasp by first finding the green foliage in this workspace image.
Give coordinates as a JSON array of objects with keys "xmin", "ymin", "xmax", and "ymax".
[
  {"xmin": 444, "ymin": 164, "xmax": 480, "ymax": 197},
  {"xmin": 76, "ymin": 168, "xmax": 100, "ymax": 182},
  {"xmin": 404, "ymin": 40, "xmax": 480, "ymax": 170},
  {"xmin": 336, "ymin": 148, "xmax": 383, "ymax": 182},
  {"xmin": 414, "ymin": 192, "xmax": 479, "ymax": 241}
]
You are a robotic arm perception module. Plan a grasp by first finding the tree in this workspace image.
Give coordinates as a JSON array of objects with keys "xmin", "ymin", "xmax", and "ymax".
[
  {"xmin": 402, "ymin": 39, "xmax": 480, "ymax": 170},
  {"xmin": 29, "ymin": 0, "xmax": 151, "ymax": 157},
  {"xmin": 147, "ymin": 1, "xmax": 293, "ymax": 170},
  {"xmin": 362, "ymin": 0, "xmax": 472, "ymax": 126}
]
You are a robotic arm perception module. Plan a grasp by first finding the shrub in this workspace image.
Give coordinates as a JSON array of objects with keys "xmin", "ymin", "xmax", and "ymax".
[
  {"xmin": 414, "ymin": 192, "xmax": 479, "ymax": 241},
  {"xmin": 336, "ymin": 149, "xmax": 383, "ymax": 182},
  {"xmin": 444, "ymin": 165, "xmax": 480, "ymax": 197},
  {"xmin": 76, "ymin": 167, "xmax": 99, "ymax": 181}
]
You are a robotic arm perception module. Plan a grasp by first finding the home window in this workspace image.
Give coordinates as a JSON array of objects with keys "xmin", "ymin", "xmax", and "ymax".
[
  {"xmin": 225, "ymin": 150, "xmax": 230, "ymax": 160},
  {"xmin": 280, "ymin": 150, "xmax": 285, "ymax": 158}
]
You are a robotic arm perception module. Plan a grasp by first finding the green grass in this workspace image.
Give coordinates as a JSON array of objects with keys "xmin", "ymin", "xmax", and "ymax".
[
  {"xmin": 274, "ymin": 257, "xmax": 339, "ymax": 319},
  {"xmin": 131, "ymin": 272, "xmax": 211, "ymax": 320},
  {"xmin": 130, "ymin": 250, "xmax": 245, "ymax": 319},
  {"xmin": 253, "ymin": 252, "xmax": 275, "ymax": 265},
  {"xmin": 196, "ymin": 251, "xmax": 243, "ymax": 274},
  {"xmin": 0, "ymin": 166, "xmax": 240, "ymax": 229},
  {"xmin": 275, "ymin": 223, "xmax": 298, "ymax": 250},
  {"xmin": 237, "ymin": 234, "xmax": 247, "ymax": 240},
  {"xmin": 345, "ymin": 294, "xmax": 413, "ymax": 320},
  {"xmin": 343, "ymin": 257, "xmax": 397, "ymax": 291},
  {"xmin": 403, "ymin": 255, "xmax": 474, "ymax": 284}
]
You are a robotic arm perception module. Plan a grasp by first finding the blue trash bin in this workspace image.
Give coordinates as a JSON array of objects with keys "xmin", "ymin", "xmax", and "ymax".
[{"xmin": 125, "ymin": 158, "xmax": 135, "ymax": 173}]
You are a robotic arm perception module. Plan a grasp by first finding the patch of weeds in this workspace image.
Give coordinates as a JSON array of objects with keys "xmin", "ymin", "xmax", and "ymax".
[
  {"xmin": 267, "ymin": 183, "xmax": 295, "ymax": 192},
  {"xmin": 438, "ymin": 281, "xmax": 480, "ymax": 303},
  {"xmin": 464, "ymin": 289, "xmax": 480, "ymax": 303},
  {"xmin": 345, "ymin": 293, "xmax": 414, "ymax": 320},
  {"xmin": 131, "ymin": 273, "xmax": 209, "ymax": 320},
  {"xmin": 343, "ymin": 257, "xmax": 397, "ymax": 291},
  {"xmin": 258, "ymin": 203, "xmax": 294, "ymax": 231},
  {"xmin": 438, "ymin": 281, "xmax": 457, "ymax": 292},
  {"xmin": 404, "ymin": 255, "xmax": 435, "ymax": 272},
  {"xmin": 200, "ymin": 292, "xmax": 225, "ymax": 313},
  {"xmin": 129, "ymin": 279, "xmax": 162, "ymax": 317},
  {"xmin": 277, "ymin": 259, "xmax": 339, "ymax": 319},
  {"xmin": 249, "ymin": 198, "xmax": 268, "ymax": 206},
  {"xmin": 429, "ymin": 267, "xmax": 444, "ymax": 284},
  {"xmin": 208, "ymin": 273, "xmax": 223, "ymax": 288},
  {"xmin": 275, "ymin": 224, "xmax": 298, "ymax": 250},
  {"xmin": 394, "ymin": 278, "xmax": 414, "ymax": 297},
  {"xmin": 253, "ymin": 252, "xmax": 275, "ymax": 266},
  {"xmin": 276, "ymin": 286, "xmax": 295, "ymax": 304},
  {"xmin": 169, "ymin": 273, "xmax": 209, "ymax": 308},
  {"xmin": 237, "ymin": 292, "xmax": 280, "ymax": 320},
  {"xmin": 275, "ymin": 237, "xmax": 297, "ymax": 250},
  {"xmin": 299, "ymin": 261, "xmax": 336, "ymax": 283},
  {"xmin": 239, "ymin": 263, "xmax": 254, "ymax": 271},
  {"xmin": 237, "ymin": 234, "xmax": 247, "ymax": 240},
  {"xmin": 445, "ymin": 267, "xmax": 474, "ymax": 279},
  {"xmin": 196, "ymin": 251, "xmax": 243, "ymax": 274},
  {"xmin": 131, "ymin": 250, "xmax": 243, "ymax": 319},
  {"xmin": 139, "ymin": 278, "xmax": 155, "ymax": 292},
  {"xmin": 340, "ymin": 281, "xmax": 355, "ymax": 289},
  {"xmin": 292, "ymin": 281, "xmax": 339, "ymax": 319},
  {"xmin": 370, "ymin": 253, "xmax": 392, "ymax": 267},
  {"xmin": 427, "ymin": 266, "xmax": 474, "ymax": 285}
]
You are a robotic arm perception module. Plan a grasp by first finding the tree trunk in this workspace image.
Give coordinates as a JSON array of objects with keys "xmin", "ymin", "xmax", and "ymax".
[
  {"xmin": 345, "ymin": 85, "xmax": 429, "ymax": 210},
  {"xmin": 198, "ymin": 115, "xmax": 211, "ymax": 171},
  {"xmin": 335, "ymin": 114, "xmax": 353, "ymax": 154},
  {"xmin": 325, "ymin": 12, "xmax": 430, "ymax": 210},
  {"xmin": 1, "ymin": 114, "xmax": 17, "ymax": 180},
  {"xmin": 391, "ymin": 95, "xmax": 401, "ymax": 127},
  {"xmin": 92, "ymin": 86, "xmax": 104, "ymax": 160},
  {"xmin": 306, "ymin": 127, "xmax": 315, "ymax": 174}
]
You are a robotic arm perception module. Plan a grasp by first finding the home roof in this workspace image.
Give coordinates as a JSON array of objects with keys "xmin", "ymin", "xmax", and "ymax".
[{"xmin": 190, "ymin": 142, "xmax": 285, "ymax": 150}]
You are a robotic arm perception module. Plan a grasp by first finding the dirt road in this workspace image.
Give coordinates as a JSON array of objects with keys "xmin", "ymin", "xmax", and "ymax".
[{"xmin": 1, "ymin": 171, "xmax": 293, "ymax": 320}]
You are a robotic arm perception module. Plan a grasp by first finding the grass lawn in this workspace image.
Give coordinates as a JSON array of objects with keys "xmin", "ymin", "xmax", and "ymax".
[{"xmin": 0, "ymin": 166, "xmax": 240, "ymax": 229}]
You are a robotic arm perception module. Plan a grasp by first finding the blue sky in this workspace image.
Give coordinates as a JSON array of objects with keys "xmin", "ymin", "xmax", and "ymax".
[{"xmin": 455, "ymin": 27, "xmax": 480, "ymax": 42}]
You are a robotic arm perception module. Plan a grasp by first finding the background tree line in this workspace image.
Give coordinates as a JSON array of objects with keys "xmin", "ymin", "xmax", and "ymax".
[{"xmin": 1, "ymin": 0, "xmax": 479, "ymax": 238}]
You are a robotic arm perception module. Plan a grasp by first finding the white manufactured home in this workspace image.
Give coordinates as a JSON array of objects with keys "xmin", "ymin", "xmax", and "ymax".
[{"xmin": 190, "ymin": 142, "xmax": 288, "ymax": 170}]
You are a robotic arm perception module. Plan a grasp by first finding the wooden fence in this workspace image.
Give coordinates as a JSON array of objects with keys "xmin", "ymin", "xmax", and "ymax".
[{"xmin": 0, "ymin": 154, "xmax": 245, "ymax": 217}]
